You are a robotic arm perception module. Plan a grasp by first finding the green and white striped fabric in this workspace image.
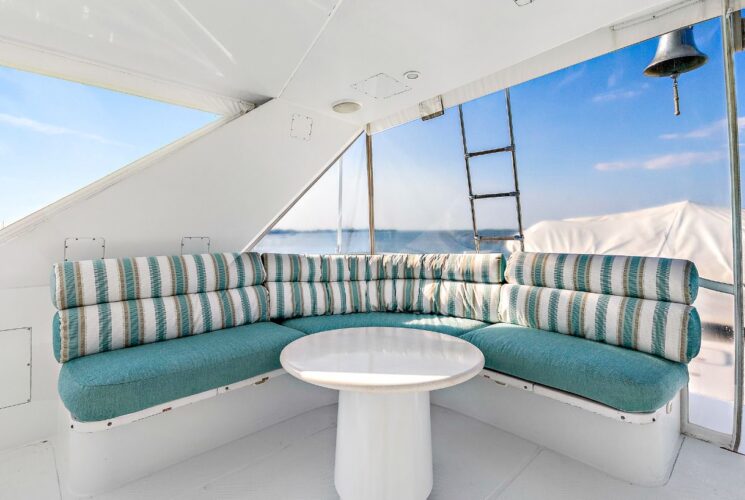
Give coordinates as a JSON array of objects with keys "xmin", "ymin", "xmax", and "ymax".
[
  {"xmin": 263, "ymin": 254, "xmax": 351, "ymax": 282},
  {"xmin": 53, "ymin": 285, "xmax": 269, "ymax": 362},
  {"xmin": 51, "ymin": 252, "xmax": 265, "ymax": 310},
  {"xmin": 265, "ymin": 282, "xmax": 330, "ymax": 319},
  {"xmin": 378, "ymin": 279, "xmax": 439, "ymax": 314},
  {"xmin": 267, "ymin": 281, "xmax": 383, "ymax": 319},
  {"xmin": 263, "ymin": 252, "xmax": 504, "ymax": 320},
  {"xmin": 421, "ymin": 254, "xmax": 504, "ymax": 283},
  {"xmin": 439, "ymin": 281, "xmax": 501, "ymax": 322},
  {"xmin": 498, "ymin": 284, "xmax": 701, "ymax": 363},
  {"xmin": 504, "ymin": 252, "xmax": 698, "ymax": 305},
  {"xmin": 262, "ymin": 253, "xmax": 505, "ymax": 283}
]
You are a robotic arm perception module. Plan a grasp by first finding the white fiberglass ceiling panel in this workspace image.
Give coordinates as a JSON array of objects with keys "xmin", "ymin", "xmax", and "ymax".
[
  {"xmin": 0, "ymin": 0, "xmax": 704, "ymax": 118},
  {"xmin": 0, "ymin": 0, "xmax": 337, "ymax": 106},
  {"xmin": 281, "ymin": 0, "xmax": 679, "ymax": 126}
]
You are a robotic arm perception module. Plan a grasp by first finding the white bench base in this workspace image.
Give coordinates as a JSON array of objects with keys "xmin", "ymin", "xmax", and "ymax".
[
  {"xmin": 56, "ymin": 368, "xmax": 683, "ymax": 497},
  {"xmin": 56, "ymin": 373, "xmax": 336, "ymax": 498},
  {"xmin": 431, "ymin": 370, "xmax": 682, "ymax": 486}
]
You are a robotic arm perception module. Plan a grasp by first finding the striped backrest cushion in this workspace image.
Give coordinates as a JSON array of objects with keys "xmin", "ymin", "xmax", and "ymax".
[
  {"xmin": 498, "ymin": 284, "xmax": 701, "ymax": 363},
  {"xmin": 422, "ymin": 254, "xmax": 505, "ymax": 283},
  {"xmin": 263, "ymin": 253, "xmax": 503, "ymax": 322},
  {"xmin": 378, "ymin": 279, "xmax": 439, "ymax": 314},
  {"xmin": 266, "ymin": 281, "xmax": 377, "ymax": 319},
  {"xmin": 51, "ymin": 252, "xmax": 265, "ymax": 309},
  {"xmin": 439, "ymin": 282, "xmax": 501, "ymax": 323},
  {"xmin": 262, "ymin": 254, "xmax": 352, "ymax": 282},
  {"xmin": 262, "ymin": 253, "xmax": 505, "ymax": 283},
  {"xmin": 504, "ymin": 252, "xmax": 698, "ymax": 305},
  {"xmin": 53, "ymin": 286, "xmax": 269, "ymax": 362}
]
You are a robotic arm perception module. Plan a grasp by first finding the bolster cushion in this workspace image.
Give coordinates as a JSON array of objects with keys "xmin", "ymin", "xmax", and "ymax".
[
  {"xmin": 421, "ymin": 254, "xmax": 504, "ymax": 283},
  {"xmin": 262, "ymin": 254, "xmax": 352, "ymax": 282},
  {"xmin": 504, "ymin": 252, "xmax": 698, "ymax": 305},
  {"xmin": 262, "ymin": 253, "xmax": 505, "ymax": 283},
  {"xmin": 267, "ymin": 281, "xmax": 380, "ymax": 319},
  {"xmin": 265, "ymin": 280, "xmax": 440, "ymax": 319},
  {"xmin": 378, "ymin": 279, "xmax": 438, "ymax": 313},
  {"xmin": 498, "ymin": 284, "xmax": 701, "ymax": 363},
  {"xmin": 53, "ymin": 285, "xmax": 269, "ymax": 362},
  {"xmin": 349, "ymin": 254, "xmax": 504, "ymax": 282},
  {"xmin": 439, "ymin": 281, "xmax": 500, "ymax": 323},
  {"xmin": 51, "ymin": 252, "xmax": 265, "ymax": 310}
]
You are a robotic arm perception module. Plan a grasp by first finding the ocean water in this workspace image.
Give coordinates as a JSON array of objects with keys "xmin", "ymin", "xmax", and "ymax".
[{"xmin": 254, "ymin": 229, "xmax": 518, "ymax": 254}]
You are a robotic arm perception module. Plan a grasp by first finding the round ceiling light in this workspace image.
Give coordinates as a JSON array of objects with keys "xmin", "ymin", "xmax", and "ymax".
[
  {"xmin": 332, "ymin": 100, "xmax": 362, "ymax": 114},
  {"xmin": 403, "ymin": 70, "xmax": 420, "ymax": 80}
]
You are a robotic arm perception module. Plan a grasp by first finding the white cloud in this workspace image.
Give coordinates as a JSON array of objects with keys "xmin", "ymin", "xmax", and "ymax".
[
  {"xmin": 659, "ymin": 117, "xmax": 745, "ymax": 140},
  {"xmin": 556, "ymin": 65, "xmax": 586, "ymax": 88},
  {"xmin": 606, "ymin": 67, "xmax": 623, "ymax": 89},
  {"xmin": 591, "ymin": 84, "xmax": 648, "ymax": 103},
  {"xmin": 0, "ymin": 113, "xmax": 129, "ymax": 146},
  {"xmin": 594, "ymin": 151, "xmax": 724, "ymax": 171}
]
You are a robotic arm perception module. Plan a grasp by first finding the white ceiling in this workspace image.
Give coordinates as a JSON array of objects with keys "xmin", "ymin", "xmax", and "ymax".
[
  {"xmin": 0, "ymin": 0, "xmax": 338, "ymax": 105},
  {"xmin": 0, "ymin": 0, "xmax": 700, "ymax": 120}
]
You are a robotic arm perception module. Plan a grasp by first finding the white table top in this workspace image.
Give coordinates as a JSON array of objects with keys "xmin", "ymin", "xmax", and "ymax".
[{"xmin": 280, "ymin": 327, "xmax": 485, "ymax": 393}]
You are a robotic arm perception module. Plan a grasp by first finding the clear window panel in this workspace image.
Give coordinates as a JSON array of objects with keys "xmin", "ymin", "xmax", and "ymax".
[
  {"xmin": 0, "ymin": 66, "xmax": 217, "ymax": 229},
  {"xmin": 508, "ymin": 17, "xmax": 734, "ymax": 437},
  {"xmin": 370, "ymin": 16, "xmax": 736, "ymax": 439},
  {"xmin": 460, "ymin": 90, "xmax": 511, "ymax": 153},
  {"xmin": 373, "ymin": 108, "xmax": 477, "ymax": 254},
  {"xmin": 468, "ymin": 153, "xmax": 517, "ymax": 198},
  {"xmin": 688, "ymin": 288, "xmax": 735, "ymax": 436},
  {"xmin": 253, "ymin": 134, "xmax": 369, "ymax": 254}
]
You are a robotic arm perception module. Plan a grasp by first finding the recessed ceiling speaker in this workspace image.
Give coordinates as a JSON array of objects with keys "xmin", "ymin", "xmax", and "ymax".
[{"xmin": 332, "ymin": 100, "xmax": 362, "ymax": 113}]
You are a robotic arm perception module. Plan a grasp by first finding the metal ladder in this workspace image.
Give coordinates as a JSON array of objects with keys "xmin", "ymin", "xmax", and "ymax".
[{"xmin": 458, "ymin": 88, "xmax": 525, "ymax": 252}]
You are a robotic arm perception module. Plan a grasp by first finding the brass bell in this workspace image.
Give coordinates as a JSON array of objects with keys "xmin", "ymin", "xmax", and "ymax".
[{"xmin": 644, "ymin": 27, "xmax": 708, "ymax": 116}]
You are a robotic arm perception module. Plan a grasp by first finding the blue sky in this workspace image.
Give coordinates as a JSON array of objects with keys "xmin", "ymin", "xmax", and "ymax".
[
  {"xmin": 0, "ymin": 17, "xmax": 739, "ymax": 232},
  {"xmin": 0, "ymin": 68, "xmax": 216, "ymax": 227}
]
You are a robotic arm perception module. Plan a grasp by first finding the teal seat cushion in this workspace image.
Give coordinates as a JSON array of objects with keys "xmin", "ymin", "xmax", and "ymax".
[
  {"xmin": 281, "ymin": 312, "xmax": 488, "ymax": 337},
  {"xmin": 462, "ymin": 324, "xmax": 689, "ymax": 412},
  {"xmin": 58, "ymin": 322, "xmax": 305, "ymax": 422}
]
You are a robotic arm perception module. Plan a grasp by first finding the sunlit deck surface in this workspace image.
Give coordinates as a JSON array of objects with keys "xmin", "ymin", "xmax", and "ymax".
[{"xmin": 3, "ymin": 404, "xmax": 743, "ymax": 500}]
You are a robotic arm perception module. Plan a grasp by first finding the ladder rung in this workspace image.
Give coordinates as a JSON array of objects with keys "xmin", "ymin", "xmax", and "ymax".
[
  {"xmin": 466, "ymin": 145, "xmax": 513, "ymax": 158},
  {"xmin": 476, "ymin": 235, "xmax": 524, "ymax": 242},
  {"xmin": 470, "ymin": 192, "xmax": 518, "ymax": 200}
]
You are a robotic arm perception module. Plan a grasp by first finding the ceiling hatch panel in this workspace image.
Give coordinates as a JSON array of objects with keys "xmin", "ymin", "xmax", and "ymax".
[{"xmin": 0, "ymin": 0, "xmax": 337, "ymax": 103}]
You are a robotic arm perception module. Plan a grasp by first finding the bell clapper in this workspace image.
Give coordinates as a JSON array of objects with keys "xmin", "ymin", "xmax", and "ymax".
[{"xmin": 672, "ymin": 74, "xmax": 680, "ymax": 116}]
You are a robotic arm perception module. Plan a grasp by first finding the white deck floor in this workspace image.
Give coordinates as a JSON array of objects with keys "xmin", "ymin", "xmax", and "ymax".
[{"xmin": 3, "ymin": 404, "xmax": 745, "ymax": 500}]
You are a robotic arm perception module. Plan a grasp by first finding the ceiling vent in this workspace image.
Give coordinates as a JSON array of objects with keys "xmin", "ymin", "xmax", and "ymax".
[{"xmin": 351, "ymin": 73, "xmax": 411, "ymax": 99}]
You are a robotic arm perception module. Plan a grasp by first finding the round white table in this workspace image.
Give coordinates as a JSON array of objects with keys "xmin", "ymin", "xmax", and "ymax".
[{"xmin": 280, "ymin": 326, "xmax": 485, "ymax": 500}]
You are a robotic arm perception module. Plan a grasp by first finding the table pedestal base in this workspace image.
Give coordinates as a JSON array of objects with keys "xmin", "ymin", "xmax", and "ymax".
[{"xmin": 335, "ymin": 390, "xmax": 432, "ymax": 500}]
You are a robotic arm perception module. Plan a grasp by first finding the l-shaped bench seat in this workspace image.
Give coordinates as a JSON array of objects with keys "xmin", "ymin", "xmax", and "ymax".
[{"xmin": 51, "ymin": 251, "xmax": 701, "ymax": 423}]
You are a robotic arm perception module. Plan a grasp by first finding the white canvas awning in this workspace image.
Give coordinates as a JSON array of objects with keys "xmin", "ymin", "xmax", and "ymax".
[
  {"xmin": 509, "ymin": 201, "xmax": 737, "ymax": 283},
  {"xmin": 508, "ymin": 201, "xmax": 741, "ymax": 326}
]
